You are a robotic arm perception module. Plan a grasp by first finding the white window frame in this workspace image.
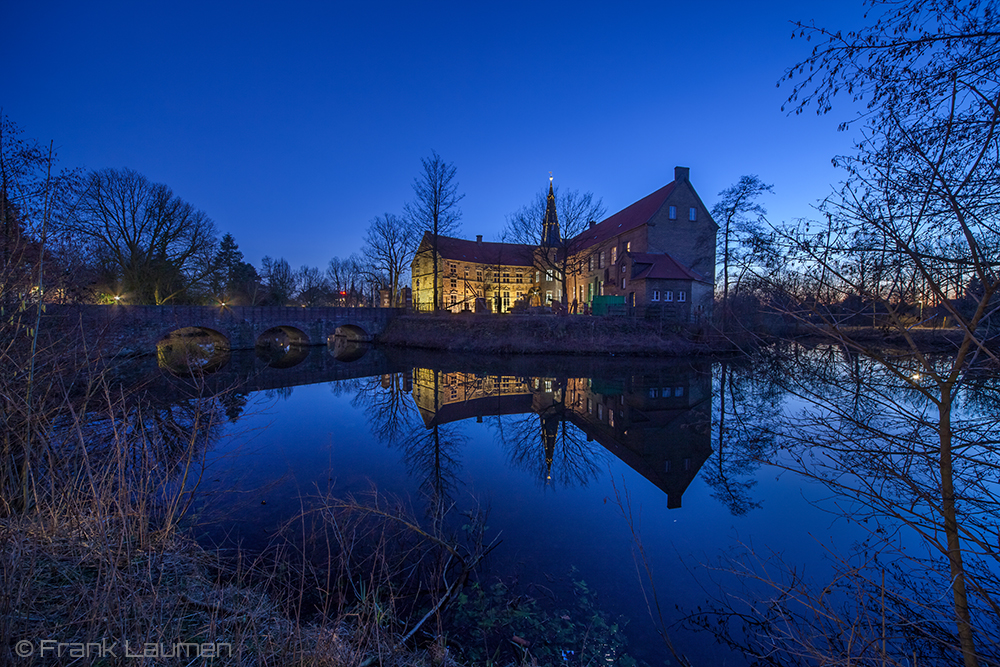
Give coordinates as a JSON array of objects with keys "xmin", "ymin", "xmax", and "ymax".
[
  {"xmin": 652, "ymin": 290, "xmax": 660, "ymax": 301},
  {"xmin": 678, "ymin": 291, "xmax": 686, "ymax": 302}
]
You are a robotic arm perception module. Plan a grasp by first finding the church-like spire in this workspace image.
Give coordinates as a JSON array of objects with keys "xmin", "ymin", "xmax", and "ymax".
[{"xmin": 540, "ymin": 174, "xmax": 561, "ymax": 247}]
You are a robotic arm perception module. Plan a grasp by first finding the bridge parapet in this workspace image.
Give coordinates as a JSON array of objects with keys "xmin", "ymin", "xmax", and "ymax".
[{"xmin": 41, "ymin": 305, "xmax": 405, "ymax": 357}]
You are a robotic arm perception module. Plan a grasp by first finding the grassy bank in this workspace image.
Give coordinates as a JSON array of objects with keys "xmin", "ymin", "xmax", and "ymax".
[{"xmin": 377, "ymin": 314, "xmax": 731, "ymax": 355}]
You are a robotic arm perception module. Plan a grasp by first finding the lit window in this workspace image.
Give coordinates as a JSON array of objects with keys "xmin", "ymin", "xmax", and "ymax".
[
  {"xmin": 689, "ymin": 207, "xmax": 697, "ymax": 221},
  {"xmin": 668, "ymin": 206, "xmax": 677, "ymax": 220},
  {"xmin": 588, "ymin": 255, "xmax": 594, "ymax": 271},
  {"xmin": 625, "ymin": 241, "xmax": 631, "ymax": 252},
  {"xmin": 652, "ymin": 290, "xmax": 660, "ymax": 301},
  {"xmin": 609, "ymin": 410, "xmax": 614, "ymax": 428},
  {"xmin": 599, "ymin": 251, "xmax": 605, "ymax": 268},
  {"xmin": 621, "ymin": 279, "xmax": 625, "ymax": 289},
  {"xmin": 611, "ymin": 247, "xmax": 617, "ymax": 264},
  {"xmin": 678, "ymin": 291, "xmax": 686, "ymax": 302},
  {"xmin": 665, "ymin": 291, "xmax": 673, "ymax": 302}
]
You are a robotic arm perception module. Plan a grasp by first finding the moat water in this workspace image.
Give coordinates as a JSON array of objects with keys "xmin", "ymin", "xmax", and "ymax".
[{"xmin": 134, "ymin": 342, "xmax": 996, "ymax": 665}]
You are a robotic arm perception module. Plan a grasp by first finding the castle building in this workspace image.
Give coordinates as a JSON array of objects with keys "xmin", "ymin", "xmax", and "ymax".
[{"xmin": 410, "ymin": 166, "xmax": 716, "ymax": 321}]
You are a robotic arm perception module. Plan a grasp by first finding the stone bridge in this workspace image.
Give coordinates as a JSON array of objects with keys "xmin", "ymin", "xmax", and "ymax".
[{"xmin": 41, "ymin": 304, "xmax": 406, "ymax": 356}]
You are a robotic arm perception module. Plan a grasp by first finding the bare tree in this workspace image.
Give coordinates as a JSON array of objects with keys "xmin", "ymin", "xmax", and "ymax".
[
  {"xmin": 260, "ymin": 256, "xmax": 295, "ymax": 306},
  {"xmin": 71, "ymin": 167, "xmax": 218, "ymax": 305},
  {"xmin": 363, "ymin": 213, "xmax": 414, "ymax": 307},
  {"xmin": 741, "ymin": 3, "xmax": 1000, "ymax": 665},
  {"xmin": 295, "ymin": 264, "xmax": 329, "ymax": 306},
  {"xmin": 711, "ymin": 175, "xmax": 773, "ymax": 331},
  {"xmin": 505, "ymin": 184, "xmax": 605, "ymax": 307},
  {"xmin": 404, "ymin": 151, "xmax": 463, "ymax": 313}
]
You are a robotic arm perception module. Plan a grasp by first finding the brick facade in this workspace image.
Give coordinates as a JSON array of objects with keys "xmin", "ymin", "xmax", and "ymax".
[{"xmin": 411, "ymin": 167, "xmax": 717, "ymax": 321}]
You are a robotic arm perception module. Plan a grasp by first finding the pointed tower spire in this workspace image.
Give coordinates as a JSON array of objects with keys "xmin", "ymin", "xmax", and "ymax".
[{"xmin": 540, "ymin": 174, "xmax": 561, "ymax": 247}]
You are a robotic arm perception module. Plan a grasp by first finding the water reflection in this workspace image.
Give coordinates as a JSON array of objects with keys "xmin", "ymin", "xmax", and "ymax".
[{"xmin": 351, "ymin": 361, "xmax": 716, "ymax": 508}]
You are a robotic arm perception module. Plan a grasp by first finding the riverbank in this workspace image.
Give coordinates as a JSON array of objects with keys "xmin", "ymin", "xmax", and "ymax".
[{"xmin": 377, "ymin": 313, "xmax": 733, "ymax": 355}]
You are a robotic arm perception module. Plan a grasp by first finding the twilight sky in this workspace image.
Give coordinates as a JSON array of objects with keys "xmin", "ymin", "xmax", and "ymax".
[{"xmin": 6, "ymin": 1, "xmax": 869, "ymax": 271}]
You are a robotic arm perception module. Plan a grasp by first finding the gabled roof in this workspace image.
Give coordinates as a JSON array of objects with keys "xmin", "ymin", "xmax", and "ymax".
[
  {"xmin": 571, "ymin": 181, "xmax": 676, "ymax": 250},
  {"xmin": 418, "ymin": 232, "xmax": 535, "ymax": 267},
  {"xmin": 629, "ymin": 252, "xmax": 709, "ymax": 283}
]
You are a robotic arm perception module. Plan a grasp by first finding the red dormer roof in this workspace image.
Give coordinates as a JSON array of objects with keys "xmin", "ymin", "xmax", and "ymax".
[
  {"xmin": 571, "ymin": 181, "xmax": 676, "ymax": 250},
  {"xmin": 629, "ymin": 252, "xmax": 709, "ymax": 283},
  {"xmin": 423, "ymin": 233, "xmax": 536, "ymax": 267}
]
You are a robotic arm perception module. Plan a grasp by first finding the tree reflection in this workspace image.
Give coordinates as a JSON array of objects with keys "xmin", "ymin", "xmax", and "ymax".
[
  {"xmin": 702, "ymin": 355, "xmax": 784, "ymax": 516},
  {"xmin": 491, "ymin": 376, "xmax": 608, "ymax": 488},
  {"xmin": 350, "ymin": 370, "xmax": 466, "ymax": 525},
  {"xmin": 695, "ymin": 344, "xmax": 1000, "ymax": 664}
]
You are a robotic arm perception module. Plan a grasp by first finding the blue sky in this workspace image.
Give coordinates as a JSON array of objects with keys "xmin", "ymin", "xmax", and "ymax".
[{"xmin": 6, "ymin": 1, "xmax": 868, "ymax": 271}]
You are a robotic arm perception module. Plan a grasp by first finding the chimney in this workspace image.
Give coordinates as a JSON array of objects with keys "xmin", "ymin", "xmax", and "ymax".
[
  {"xmin": 476, "ymin": 235, "xmax": 483, "ymax": 244},
  {"xmin": 674, "ymin": 166, "xmax": 690, "ymax": 183},
  {"xmin": 588, "ymin": 220, "xmax": 595, "ymax": 228}
]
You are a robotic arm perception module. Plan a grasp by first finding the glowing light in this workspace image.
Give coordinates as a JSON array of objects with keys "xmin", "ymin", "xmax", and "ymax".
[{"xmin": 911, "ymin": 373, "xmax": 921, "ymax": 381}]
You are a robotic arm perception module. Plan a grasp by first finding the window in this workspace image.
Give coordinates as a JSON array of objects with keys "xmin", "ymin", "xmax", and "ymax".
[
  {"xmin": 587, "ymin": 398, "xmax": 593, "ymax": 413},
  {"xmin": 449, "ymin": 263, "xmax": 457, "ymax": 274},
  {"xmin": 609, "ymin": 410, "xmax": 614, "ymax": 428},
  {"xmin": 597, "ymin": 404, "xmax": 604, "ymax": 420},
  {"xmin": 465, "ymin": 268, "xmax": 469, "ymax": 277},
  {"xmin": 535, "ymin": 271, "xmax": 540, "ymax": 282},
  {"xmin": 588, "ymin": 254, "xmax": 594, "ymax": 271},
  {"xmin": 599, "ymin": 251, "xmax": 605, "ymax": 269},
  {"xmin": 625, "ymin": 241, "xmax": 631, "ymax": 252},
  {"xmin": 665, "ymin": 291, "xmax": 673, "ymax": 302},
  {"xmin": 668, "ymin": 206, "xmax": 677, "ymax": 220},
  {"xmin": 546, "ymin": 270, "xmax": 554, "ymax": 281},
  {"xmin": 503, "ymin": 292, "xmax": 510, "ymax": 308},
  {"xmin": 678, "ymin": 291, "xmax": 686, "ymax": 302},
  {"xmin": 675, "ymin": 387, "xmax": 684, "ymax": 397},
  {"xmin": 652, "ymin": 290, "xmax": 660, "ymax": 301},
  {"xmin": 689, "ymin": 207, "xmax": 697, "ymax": 221},
  {"xmin": 621, "ymin": 278, "xmax": 626, "ymax": 289},
  {"xmin": 648, "ymin": 387, "xmax": 659, "ymax": 398},
  {"xmin": 515, "ymin": 272, "xmax": 523, "ymax": 283},
  {"xmin": 621, "ymin": 264, "xmax": 626, "ymax": 273},
  {"xmin": 450, "ymin": 293, "xmax": 457, "ymax": 305},
  {"xmin": 611, "ymin": 247, "xmax": 617, "ymax": 264}
]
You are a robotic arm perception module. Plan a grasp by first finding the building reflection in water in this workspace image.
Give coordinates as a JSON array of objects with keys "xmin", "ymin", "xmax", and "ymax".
[{"xmin": 410, "ymin": 364, "xmax": 712, "ymax": 508}]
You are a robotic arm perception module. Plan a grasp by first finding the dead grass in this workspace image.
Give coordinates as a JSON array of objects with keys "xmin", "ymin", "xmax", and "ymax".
[{"xmin": 378, "ymin": 314, "xmax": 725, "ymax": 355}]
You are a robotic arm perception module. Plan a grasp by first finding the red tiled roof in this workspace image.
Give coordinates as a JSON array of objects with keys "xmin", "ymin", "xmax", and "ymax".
[
  {"xmin": 629, "ymin": 252, "xmax": 709, "ymax": 283},
  {"xmin": 426, "ymin": 233, "xmax": 535, "ymax": 266},
  {"xmin": 571, "ymin": 181, "xmax": 676, "ymax": 250}
]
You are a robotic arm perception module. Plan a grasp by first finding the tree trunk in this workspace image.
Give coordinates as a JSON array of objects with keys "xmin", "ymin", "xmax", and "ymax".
[{"xmin": 939, "ymin": 394, "xmax": 979, "ymax": 667}]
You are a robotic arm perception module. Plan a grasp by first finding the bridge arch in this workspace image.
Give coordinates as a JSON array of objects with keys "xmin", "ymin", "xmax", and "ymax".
[
  {"xmin": 332, "ymin": 324, "xmax": 369, "ymax": 342},
  {"xmin": 157, "ymin": 326, "xmax": 231, "ymax": 374},
  {"xmin": 255, "ymin": 326, "xmax": 310, "ymax": 368}
]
